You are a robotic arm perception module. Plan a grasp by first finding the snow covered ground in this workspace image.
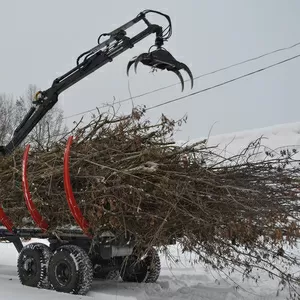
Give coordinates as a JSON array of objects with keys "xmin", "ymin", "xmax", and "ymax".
[
  {"xmin": 1, "ymin": 121, "xmax": 300, "ymax": 299},
  {"xmin": 1, "ymin": 239, "xmax": 299, "ymax": 300}
]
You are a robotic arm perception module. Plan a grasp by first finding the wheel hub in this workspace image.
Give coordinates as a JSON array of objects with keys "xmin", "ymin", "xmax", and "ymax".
[
  {"xmin": 129, "ymin": 260, "xmax": 147, "ymax": 275},
  {"xmin": 23, "ymin": 257, "xmax": 37, "ymax": 277},
  {"xmin": 55, "ymin": 261, "xmax": 72, "ymax": 286}
]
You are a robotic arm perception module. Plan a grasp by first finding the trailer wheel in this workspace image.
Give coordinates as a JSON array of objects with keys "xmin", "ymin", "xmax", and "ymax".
[
  {"xmin": 17, "ymin": 242, "xmax": 52, "ymax": 289},
  {"xmin": 120, "ymin": 247, "xmax": 161, "ymax": 283},
  {"xmin": 48, "ymin": 244, "xmax": 93, "ymax": 295}
]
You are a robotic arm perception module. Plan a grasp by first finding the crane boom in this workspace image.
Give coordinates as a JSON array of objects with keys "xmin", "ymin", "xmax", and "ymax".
[{"xmin": 0, "ymin": 9, "xmax": 193, "ymax": 156}]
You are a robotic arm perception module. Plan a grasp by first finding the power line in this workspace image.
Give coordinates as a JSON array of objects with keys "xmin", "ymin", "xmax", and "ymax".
[
  {"xmin": 146, "ymin": 53, "xmax": 300, "ymax": 111},
  {"xmin": 63, "ymin": 40, "xmax": 300, "ymax": 120},
  {"xmin": 41, "ymin": 52, "xmax": 300, "ymax": 142}
]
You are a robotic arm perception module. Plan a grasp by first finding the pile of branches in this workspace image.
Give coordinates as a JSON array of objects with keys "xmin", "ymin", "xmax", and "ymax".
[{"xmin": 1, "ymin": 107, "xmax": 300, "ymax": 295}]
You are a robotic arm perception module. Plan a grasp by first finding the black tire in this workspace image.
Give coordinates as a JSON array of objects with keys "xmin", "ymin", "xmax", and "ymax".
[
  {"xmin": 120, "ymin": 247, "xmax": 161, "ymax": 283},
  {"xmin": 48, "ymin": 244, "xmax": 93, "ymax": 295},
  {"xmin": 144, "ymin": 248, "xmax": 161, "ymax": 283},
  {"xmin": 120, "ymin": 255, "xmax": 148, "ymax": 283},
  {"xmin": 17, "ymin": 242, "xmax": 52, "ymax": 289}
]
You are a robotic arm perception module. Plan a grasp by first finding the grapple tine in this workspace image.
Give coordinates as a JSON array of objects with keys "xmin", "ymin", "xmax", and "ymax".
[
  {"xmin": 134, "ymin": 53, "xmax": 148, "ymax": 74},
  {"xmin": 126, "ymin": 48, "xmax": 193, "ymax": 92},
  {"xmin": 170, "ymin": 69, "xmax": 185, "ymax": 92},
  {"xmin": 126, "ymin": 57, "xmax": 137, "ymax": 76},
  {"xmin": 180, "ymin": 63, "xmax": 194, "ymax": 89}
]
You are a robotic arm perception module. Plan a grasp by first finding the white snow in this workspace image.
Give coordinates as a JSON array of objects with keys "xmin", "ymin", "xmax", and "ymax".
[
  {"xmin": 1, "ymin": 120, "xmax": 300, "ymax": 299},
  {"xmin": 1, "ymin": 239, "xmax": 299, "ymax": 299},
  {"xmin": 204, "ymin": 121, "xmax": 300, "ymax": 160}
]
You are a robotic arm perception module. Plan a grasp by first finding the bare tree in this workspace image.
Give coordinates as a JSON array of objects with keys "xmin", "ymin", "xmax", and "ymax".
[
  {"xmin": 16, "ymin": 84, "xmax": 68, "ymax": 150},
  {"xmin": 0, "ymin": 84, "xmax": 68, "ymax": 150},
  {"xmin": 0, "ymin": 93, "xmax": 17, "ymax": 144}
]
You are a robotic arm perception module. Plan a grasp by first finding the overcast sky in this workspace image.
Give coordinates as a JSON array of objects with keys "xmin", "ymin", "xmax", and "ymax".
[{"xmin": 1, "ymin": 0, "xmax": 300, "ymax": 141}]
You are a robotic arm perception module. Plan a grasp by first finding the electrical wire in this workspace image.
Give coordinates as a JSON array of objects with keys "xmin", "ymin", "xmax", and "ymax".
[
  {"xmin": 37, "ymin": 52, "xmax": 300, "ymax": 142},
  {"xmin": 63, "ymin": 40, "xmax": 300, "ymax": 120},
  {"xmin": 146, "ymin": 53, "xmax": 300, "ymax": 111}
]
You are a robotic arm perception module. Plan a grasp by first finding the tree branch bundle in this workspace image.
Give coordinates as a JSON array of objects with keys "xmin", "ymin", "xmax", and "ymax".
[{"xmin": 1, "ymin": 107, "xmax": 300, "ymax": 294}]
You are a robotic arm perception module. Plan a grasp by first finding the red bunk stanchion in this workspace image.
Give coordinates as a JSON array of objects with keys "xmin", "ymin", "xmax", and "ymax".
[
  {"xmin": 0, "ymin": 206, "xmax": 14, "ymax": 232},
  {"xmin": 22, "ymin": 144, "xmax": 49, "ymax": 232},
  {"xmin": 64, "ymin": 136, "xmax": 91, "ymax": 238}
]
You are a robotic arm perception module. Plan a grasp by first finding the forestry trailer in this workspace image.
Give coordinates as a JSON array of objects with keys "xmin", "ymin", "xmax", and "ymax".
[{"xmin": 0, "ymin": 10, "xmax": 193, "ymax": 295}]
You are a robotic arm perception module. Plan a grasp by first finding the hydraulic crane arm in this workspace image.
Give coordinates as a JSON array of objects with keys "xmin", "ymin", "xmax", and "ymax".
[{"xmin": 0, "ymin": 9, "xmax": 193, "ymax": 156}]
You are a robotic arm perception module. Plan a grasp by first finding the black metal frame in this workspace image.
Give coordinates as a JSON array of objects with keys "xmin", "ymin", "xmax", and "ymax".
[
  {"xmin": 0, "ymin": 226, "xmax": 136, "ymax": 254},
  {"xmin": 0, "ymin": 9, "xmax": 171, "ymax": 156},
  {"xmin": 0, "ymin": 9, "xmax": 178, "ymax": 257}
]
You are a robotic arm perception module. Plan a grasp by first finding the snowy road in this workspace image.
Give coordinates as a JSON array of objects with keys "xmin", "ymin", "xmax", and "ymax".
[
  {"xmin": 0, "ymin": 241, "xmax": 238, "ymax": 300},
  {"xmin": 0, "ymin": 258, "xmax": 260, "ymax": 300},
  {"xmin": 0, "ymin": 240, "xmax": 294, "ymax": 300}
]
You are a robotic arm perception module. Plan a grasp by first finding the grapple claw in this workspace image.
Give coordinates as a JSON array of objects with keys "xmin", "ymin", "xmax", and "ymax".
[
  {"xmin": 134, "ymin": 53, "xmax": 149, "ymax": 74},
  {"xmin": 180, "ymin": 63, "xmax": 194, "ymax": 89},
  {"xmin": 126, "ymin": 56, "xmax": 137, "ymax": 76},
  {"xmin": 126, "ymin": 47, "xmax": 194, "ymax": 91},
  {"xmin": 170, "ymin": 69, "xmax": 184, "ymax": 92}
]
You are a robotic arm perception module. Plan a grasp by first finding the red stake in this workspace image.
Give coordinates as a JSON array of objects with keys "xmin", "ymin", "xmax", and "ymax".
[
  {"xmin": 64, "ymin": 136, "xmax": 91, "ymax": 238},
  {"xmin": 22, "ymin": 145, "xmax": 48, "ymax": 232},
  {"xmin": 0, "ymin": 206, "xmax": 14, "ymax": 232}
]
